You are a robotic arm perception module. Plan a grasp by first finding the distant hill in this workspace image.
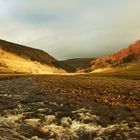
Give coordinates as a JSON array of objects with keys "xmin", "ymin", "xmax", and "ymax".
[
  {"xmin": 61, "ymin": 58, "xmax": 95, "ymax": 71},
  {"xmin": 0, "ymin": 39, "xmax": 74, "ymax": 74}
]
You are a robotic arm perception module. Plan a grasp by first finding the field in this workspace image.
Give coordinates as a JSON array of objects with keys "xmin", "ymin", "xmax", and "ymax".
[
  {"xmin": 0, "ymin": 74, "xmax": 140, "ymax": 140},
  {"xmin": 91, "ymin": 61, "xmax": 140, "ymax": 78}
]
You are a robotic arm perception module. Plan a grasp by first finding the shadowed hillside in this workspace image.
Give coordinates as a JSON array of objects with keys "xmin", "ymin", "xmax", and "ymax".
[
  {"xmin": 61, "ymin": 58, "xmax": 95, "ymax": 71},
  {"xmin": 0, "ymin": 39, "xmax": 74, "ymax": 74}
]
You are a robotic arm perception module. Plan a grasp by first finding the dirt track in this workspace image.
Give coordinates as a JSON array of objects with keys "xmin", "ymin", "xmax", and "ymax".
[{"xmin": 0, "ymin": 75, "xmax": 140, "ymax": 140}]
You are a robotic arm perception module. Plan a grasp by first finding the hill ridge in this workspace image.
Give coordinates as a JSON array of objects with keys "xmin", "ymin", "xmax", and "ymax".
[
  {"xmin": 90, "ymin": 40, "xmax": 140, "ymax": 68},
  {"xmin": 0, "ymin": 39, "xmax": 74, "ymax": 73}
]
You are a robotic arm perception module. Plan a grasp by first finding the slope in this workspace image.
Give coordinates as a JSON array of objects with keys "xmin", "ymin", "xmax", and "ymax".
[
  {"xmin": 90, "ymin": 40, "xmax": 140, "ymax": 69},
  {"xmin": 61, "ymin": 58, "xmax": 95, "ymax": 71},
  {"xmin": 0, "ymin": 39, "xmax": 73, "ymax": 74},
  {"xmin": 89, "ymin": 40, "xmax": 140, "ymax": 77}
]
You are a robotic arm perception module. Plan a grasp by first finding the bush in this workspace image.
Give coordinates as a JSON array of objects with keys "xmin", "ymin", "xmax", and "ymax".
[{"xmin": 122, "ymin": 55, "xmax": 134, "ymax": 63}]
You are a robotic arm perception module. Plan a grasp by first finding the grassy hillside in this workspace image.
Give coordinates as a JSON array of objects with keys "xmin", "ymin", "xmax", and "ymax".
[
  {"xmin": 0, "ymin": 39, "xmax": 56, "ymax": 64},
  {"xmin": 90, "ymin": 61, "xmax": 140, "ymax": 78},
  {"xmin": 90, "ymin": 40, "xmax": 140, "ymax": 69},
  {"xmin": 0, "ymin": 39, "xmax": 74, "ymax": 74},
  {"xmin": 61, "ymin": 58, "xmax": 95, "ymax": 71}
]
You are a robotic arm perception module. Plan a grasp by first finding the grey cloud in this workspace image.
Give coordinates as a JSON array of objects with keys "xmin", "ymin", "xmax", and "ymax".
[{"xmin": 0, "ymin": 0, "xmax": 140, "ymax": 60}]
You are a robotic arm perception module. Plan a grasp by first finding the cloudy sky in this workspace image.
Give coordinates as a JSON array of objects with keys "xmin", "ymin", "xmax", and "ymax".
[{"xmin": 0, "ymin": 0, "xmax": 140, "ymax": 60}]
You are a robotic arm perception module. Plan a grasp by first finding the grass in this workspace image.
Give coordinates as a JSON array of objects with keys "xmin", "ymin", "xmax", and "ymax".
[{"xmin": 89, "ymin": 61, "xmax": 140, "ymax": 80}]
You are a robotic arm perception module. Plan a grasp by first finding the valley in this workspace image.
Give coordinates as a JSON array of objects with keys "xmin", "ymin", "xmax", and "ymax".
[
  {"xmin": 1, "ymin": 0, "xmax": 140, "ymax": 139},
  {"xmin": 0, "ymin": 39, "xmax": 140, "ymax": 140}
]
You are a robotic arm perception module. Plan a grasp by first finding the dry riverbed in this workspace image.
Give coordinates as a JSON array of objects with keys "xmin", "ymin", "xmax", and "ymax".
[{"xmin": 0, "ymin": 75, "xmax": 140, "ymax": 140}]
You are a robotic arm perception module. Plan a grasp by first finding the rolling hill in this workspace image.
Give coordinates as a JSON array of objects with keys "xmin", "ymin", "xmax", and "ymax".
[
  {"xmin": 89, "ymin": 40, "xmax": 140, "ymax": 76},
  {"xmin": 61, "ymin": 58, "xmax": 95, "ymax": 71},
  {"xmin": 0, "ymin": 39, "xmax": 74, "ymax": 74},
  {"xmin": 90, "ymin": 40, "xmax": 140, "ymax": 68}
]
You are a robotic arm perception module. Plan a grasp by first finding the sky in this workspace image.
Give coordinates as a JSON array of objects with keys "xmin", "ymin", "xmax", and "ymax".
[{"xmin": 0, "ymin": 0, "xmax": 140, "ymax": 60}]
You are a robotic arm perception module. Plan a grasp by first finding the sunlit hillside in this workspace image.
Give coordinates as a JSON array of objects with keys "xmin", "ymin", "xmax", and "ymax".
[
  {"xmin": 0, "ymin": 39, "xmax": 74, "ymax": 74},
  {"xmin": 85, "ymin": 40, "xmax": 140, "ymax": 77},
  {"xmin": 90, "ymin": 40, "xmax": 140, "ymax": 69},
  {"xmin": 91, "ymin": 61, "xmax": 140, "ymax": 77}
]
